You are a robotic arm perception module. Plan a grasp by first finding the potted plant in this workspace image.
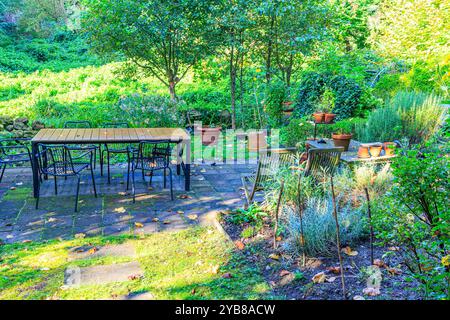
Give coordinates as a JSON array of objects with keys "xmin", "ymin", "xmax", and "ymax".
[
  {"xmin": 313, "ymin": 88, "xmax": 336, "ymax": 124},
  {"xmin": 358, "ymin": 144, "xmax": 371, "ymax": 158},
  {"xmin": 331, "ymin": 121, "xmax": 353, "ymax": 151},
  {"xmin": 383, "ymin": 142, "xmax": 396, "ymax": 156},
  {"xmin": 369, "ymin": 143, "xmax": 383, "ymax": 157}
]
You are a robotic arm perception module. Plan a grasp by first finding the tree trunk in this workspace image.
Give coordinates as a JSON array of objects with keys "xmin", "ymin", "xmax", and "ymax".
[
  {"xmin": 230, "ymin": 46, "xmax": 237, "ymax": 130},
  {"xmin": 265, "ymin": 15, "xmax": 275, "ymax": 84},
  {"xmin": 168, "ymin": 81, "xmax": 177, "ymax": 101}
]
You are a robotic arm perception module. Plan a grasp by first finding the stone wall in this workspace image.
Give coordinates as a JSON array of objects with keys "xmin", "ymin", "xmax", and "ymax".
[{"xmin": 0, "ymin": 116, "xmax": 45, "ymax": 139}]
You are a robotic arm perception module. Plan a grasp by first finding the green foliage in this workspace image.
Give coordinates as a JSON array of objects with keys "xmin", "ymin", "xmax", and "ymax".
[
  {"xmin": 373, "ymin": 149, "xmax": 450, "ymax": 299},
  {"xmin": 284, "ymin": 197, "xmax": 367, "ymax": 257},
  {"xmin": 356, "ymin": 106, "xmax": 402, "ymax": 142},
  {"xmin": 280, "ymin": 118, "xmax": 314, "ymax": 148},
  {"xmin": 228, "ymin": 205, "xmax": 268, "ymax": 226},
  {"xmin": 264, "ymin": 82, "xmax": 287, "ymax": 127},
  {"xmin": 295, "ymin": 72, "xmax": 376, "ymax": 119}
]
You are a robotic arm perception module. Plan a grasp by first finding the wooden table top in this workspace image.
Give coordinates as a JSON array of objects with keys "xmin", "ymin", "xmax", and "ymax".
[{"xmin": 32, "ymin": 128, "xmax": 191, "ymax": 144}]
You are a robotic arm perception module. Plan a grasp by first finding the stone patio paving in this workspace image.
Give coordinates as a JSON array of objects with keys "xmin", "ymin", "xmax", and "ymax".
[{"xmin": 0, "ymin": 162, "xmax": 257, "ymax": 244}]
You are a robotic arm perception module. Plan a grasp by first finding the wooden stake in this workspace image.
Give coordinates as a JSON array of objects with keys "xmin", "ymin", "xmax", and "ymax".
[
  {"xmin": 364, "ymin": 187, "xmax": 374, "ymax": 265},
  {"xmin": 330, "ymin": 175, "xmax": 346, "ymax": 299},
  {"xmin": 273, "ymin": 179, "xmax": 284, "ymax": 249},
  {"xmin": 297, "ymin": 172, "xmax": 306, "ymax": 266}
]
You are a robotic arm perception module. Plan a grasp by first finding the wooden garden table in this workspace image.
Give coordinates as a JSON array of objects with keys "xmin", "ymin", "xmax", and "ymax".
[{"xmin": 30, "ymin": 128, "xmax": 192, "ymax": 198}]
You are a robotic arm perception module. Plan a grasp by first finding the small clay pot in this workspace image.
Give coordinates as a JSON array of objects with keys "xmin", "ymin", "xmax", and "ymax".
[
  {"xmin": 332, "ymin": 133, "xmax": 352, "ymax": 151},
  {"xmin": 383, "ymin": 142, "xmax": 396, "ymax": 156},
  {"xmin": 369, "ymin": 144, "xmax": 383, "ymax": 157},
  {"xmin": 313, "ymin": 112, "xmax": 325, "ymax": 123},
  {"xmin": 324, "ymin": 113, "xmax": 336, "ymax": 124},
  {"xmin": 358, "ymin": 144, "xmax": 371, "ymax": 158},
  {"xmin": 200, "ymin": 127, "xmax": 222, "ymax": 146}
]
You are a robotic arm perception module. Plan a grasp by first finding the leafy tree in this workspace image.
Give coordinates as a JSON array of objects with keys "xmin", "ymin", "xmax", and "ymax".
[{"xmin": 82, "ymin": 0, "xmax": 220, "ymax": 100}]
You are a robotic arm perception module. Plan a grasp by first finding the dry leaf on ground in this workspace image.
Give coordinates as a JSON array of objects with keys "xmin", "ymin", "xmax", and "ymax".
[
  {"xmin": 279, "ymin": 270, "xmax": 292, "ymax": 277},
  {"xmin": 269, "ymin": 253, "xmax": 280, "ymax": 261},
  {"xmin": 134, "ymin": 222, "xmax": 144, "ymax": 228},
  {"xmin": 373, "ymin": 259, "xmax": 386, "ymax": 268},
  {"xmin": 312, "ymin": 272, "xmax": 326, "ymax": 284},
  {"xmin": 342, "ymin": 246, "xmax": 358, "ymax": 256},
  {"xmin": 235, "ymin": 241, "xmax": 245, "ymax": 250},
  {"xmin": 326, "ymin": 266, "xmax": 341, "ymax": 274},
  {"xmin": 187, "ymin": 214, "xmax": 198, "ymax": 220}
]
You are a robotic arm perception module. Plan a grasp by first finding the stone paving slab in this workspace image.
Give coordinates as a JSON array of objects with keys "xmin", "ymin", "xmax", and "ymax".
[
  {"xmin": 64, "ymin": 261, "xmax": 143, "ymax": 286},
  {"xmin": 0, "ymin": 164, "xmax": 256, "ymax": 243}
]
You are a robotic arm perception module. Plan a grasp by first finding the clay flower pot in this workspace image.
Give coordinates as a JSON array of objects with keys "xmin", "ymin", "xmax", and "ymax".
[
  {"xmin": 358, "ymin": 144, "xmax": 371, "ymax": 158},
  {"xmin": 324, "ymin": 113, "xmax": 336, "ymax": 124},
  {"xmin": 332, "ymin": 133, "xmax": 352, "ymax": 151},
  {"xmin": 200, "ymin": 127, "xmax": 222, "ymax": 146},
  {"xmin": 248, "ymin": 130, "xmax": 268, "ymax": 151},
  {"xmin": 313, "ymin": 112, "xmax": 325, "ymax": 123},
  {"xmin": 369, "ymin": 144, "xmax": 383, "ymax": 157},
  {"xmin": 383, "ymin": 142, "xmax": 396, "ymax": 156}
]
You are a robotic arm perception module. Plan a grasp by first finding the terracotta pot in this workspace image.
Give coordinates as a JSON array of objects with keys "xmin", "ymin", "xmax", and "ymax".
[
  {"xmin": 313, "ymin": 112, "xmax": 325, "ymax": 123},
  {"xmin": 332, "ymin": 133, "xmax": 352, "ymax": 151},
  {"xmin": 324, "ymin": 113, "xmax": 336, "ymax": 124},
  {"xmin": 369, "ymin": 144, "xmax": 383, "ymax": 157},
  {"xmin": 248, "ymin": 131, "xmax": 268, "ymax": 151},
  {"xmin": 283, "ymin": 109, "xmax": 293, "ymax": 116},
  {"xmin": 383, "ymin": 142, "xmax": 396, "ymax": 156},
  {"xmin": 200, "ymin": 127, "xmax": 222, "ymax": 146},
  {"xmin": 358, "ymin": 144, "xmax": 371, "ymax": 158}
]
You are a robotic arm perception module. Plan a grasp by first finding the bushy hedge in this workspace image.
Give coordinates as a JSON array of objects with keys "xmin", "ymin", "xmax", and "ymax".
[{"xmin": 294, "ymin": 72, "xmax": 379, "ymax": 119}]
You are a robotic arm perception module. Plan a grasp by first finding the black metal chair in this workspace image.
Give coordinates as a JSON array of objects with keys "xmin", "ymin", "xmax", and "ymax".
[
  {"xmin": 101, "ymin": 122, "xmax": 134, "ymax": 189},
  {"xmin": 131, "ymin": 140, "xmax": 174, "ymax": 203},
  {"xmin": 63, "ymin": 121, "xmax": 99, "ymax": 169},
  {"xmin": 36, "ymin": 144, "xmax": 97, "ymax": 212},
  {"xmin": 0, "ymin": 138, "xmax": 32, "ymax": 183}
]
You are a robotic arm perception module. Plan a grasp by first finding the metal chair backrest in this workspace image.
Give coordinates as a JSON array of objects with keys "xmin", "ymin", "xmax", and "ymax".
[
  {"xmin": 37, "ymin": 144, "xmax": 75, "ymax": 175},
  {"xmin": 103, "ymin": 122, "xmax": 129, "ymax": 128},
  {"xmin": 136, "ymin": 140, "xmax": 172, "ymax": 168},
  {"xmin": 305, "ymin": 147, "xmax": 343, "ymax": 179},
  {"xmin": 63, "ymin": 121, "xmax": 92, "ymax": 128}
]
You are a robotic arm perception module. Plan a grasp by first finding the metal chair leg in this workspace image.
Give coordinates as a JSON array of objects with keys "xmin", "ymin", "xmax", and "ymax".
[
  {"xmin": 132, "ymin": 168, "xmax": 136, "ymax": 203},
  {"xmin": 168, "ymin": 167, "xmax": 173, "ymax": 200},
  {"xmin": 100, "ymin": 149, "xmax": 104, "ymax": 176},
  {"xmin": 90, "ymin": 165, "xmax": 97, "ymax": 197},
  {"xmin": 75, "ymin": 175, "xmax": 81, "ymax": 212},
  {"xmin": 149, "ymin": 169, "xmax": 154, "ymax": 185},
  {"xmin": 126, "ymin": 152, "xmax": 131, "ymax": 190},
  {"xmin": 54, "ymin": 175, "xmax": 58, "ymax": 195},
  {"xmin": 107, "ymin": 151, "xmax": 111, "ymax": 184},
  {"xmin": 0, "ymin": 164, "xmax": 6, "ymax": 183},
  {"xmin": 163, "ymin": 168, "xmax": 167, "ymax": 189},
  {"xmin": 35, "ymin": 181, "xmax": 40, "ymax": 209}
]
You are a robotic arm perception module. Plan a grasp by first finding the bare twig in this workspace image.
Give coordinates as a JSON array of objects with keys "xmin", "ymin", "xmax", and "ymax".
[
  {"xmin": 331, "ymin": 175, "xmax": 346, "ymax": 299},
  {"xmin": 364, "ymin": 187, "xmax": 374, "ymax": 265},
  {"xmin": 273, "ymin": 179, "xmax": 284, "ymax": 249}
]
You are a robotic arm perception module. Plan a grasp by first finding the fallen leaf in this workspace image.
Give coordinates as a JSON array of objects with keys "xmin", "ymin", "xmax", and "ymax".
[
  {"xmin": 178, "ymin": 194, "xmax": 191, "ymax": 199},
  {"xmin": 387, "ymin": 267, "xmax": 402, "ymax": 275},
  {"xmin": 388, "ymin": 246, "xmax": 400, "ymax": 251},
  {"xmin": 74, "ymin": 233, "xmax": 85, "ymax": 239},
  {"xmin": 441, "ymin": 255, "xmax": 450, "ymax": 267},
  {"xmin": 88, "ymin": 247, "xmax": 98, "ymax": 255},
  {"xmin": 177, "ymin": 210, "xmax": 184, "ymax": 214},
  {"xmin": 9, "ymin": 187, "xmax": 16, "ymax": 190},
  {"xmin": 342, "ymin": 246, "xmax": 358, "ymax": 256},
  {"xmin": 163, "ymin": 220, "xmax": 171, "ymax": 224},
  {"xmin": 128, "ymin": 274, "xmax": 143, "ymax": 281},
  {"xmin": 353, "ymin": 295, "xmax": 365, "ymax": 300},
  {"xmin": 235, "ymin": 241, "xmax": 245, "ymax": 250},
  {"xmin": 275, "ymin": 236, "xmax": 282, "ymax": 241},
  {"xmin": 191, "ymin": 289, "xmax": 196, "ymax": 294},
  {"xmin": 312, "ymin": 272, "xmax": 326, "ymax": 284},
  {"xmin": 269, "ymin": 253, "xmax": 280, "ymax": 261},
  {"xmin": 326, "ymin": 266, "xmax": 341, "ymax": 274},
  {"xmin": 187, "ymin": 214, "xmax": 198, "ymax": 220},
  {"xmin": 363, "ymin": 287, "xmax": 381, "ymax": 296},
  {"xmin": 118, "ymin": 192, "xmax": 126, "ymax": 196},
  {"xmin": 152, "ymin": 218, "xmax": 159, "ymax": 222},
  {"xmin": 114, "ymin": 207, "xmax": 126, "ymax": 214},
  {"xmin": 222, "ymin": 272, "xmax": 232, "ymax": 279},
  {"xmin": 21, "ymin": 239, "xmax": 32, "ymax": 244},
  {"xmin": 279, "ymin": 270, "xmax": 291, "ymax": 277},
  {"xmin": 200, "ymin": 169, "xmax": 206, "ymax": 173},
  {"xmin": 373, "ymin": 259, "xmax": 386, "ymax": 268},
  {"xmin": 47, "ymin": 217, "xmax": 57, "ymax": 223},
  {"xmin": 134, "ymin": 222, "xmax": 144, "ymax": 228},
  {"xmin": 208, "ymin": 265, "xmax": 220, "ymax": 274}
]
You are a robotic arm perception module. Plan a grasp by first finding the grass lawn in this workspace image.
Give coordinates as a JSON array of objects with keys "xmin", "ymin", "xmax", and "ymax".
[{"xmin": 0, "ymin": 226, "xmax": 272, "ymax": 300}]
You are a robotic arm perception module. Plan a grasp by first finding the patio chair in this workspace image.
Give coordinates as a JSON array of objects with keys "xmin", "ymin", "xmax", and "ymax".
[
  {"xmin": 100, "ymin": 122, "xmax": 134, "ymax": 189},
  {"xmin": 35, "ymin": 144, "xmax": 97, "ymax": 212},
  {"xmin": 131, "ymin": 140, "xmax": 174, "ymax": 203},
  {"xmin": 302, "ymin": 147, "xmax": 344, "ymax": 180},
  {"xmin": 63, "ymin": 120, "xmax": 99, "ymax": 169},
  {"xmin": 0, "ymin": 138, "xmax": 32, "ymax": 183},
  {"xmin": 241, "ymin": 148, "xmax": 297, "ymax": 207}
]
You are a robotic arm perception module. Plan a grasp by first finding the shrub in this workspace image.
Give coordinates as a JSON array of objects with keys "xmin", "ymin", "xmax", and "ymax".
[
  {"xmin": 356, "ymin": 106, "xmax": 402, "ymax": 142},
  {"xmin": 373, "ymin": 149, "xmax": 450, "ymax": 299},
  {"xmin": 264, "ymin": 81, "xmax": 287, "ymax": 127},
  {"xmin": 283, "ymin": 197, "xmax": 367, "ymax": 257},
  {"xmin": 295, "ymin": 72, "xmax": 376, "ymax": 119}
]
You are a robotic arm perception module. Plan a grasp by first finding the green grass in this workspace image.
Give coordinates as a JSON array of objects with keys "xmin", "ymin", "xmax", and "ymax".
[{"xmin": 0, "ymin": 226, "xmax": 271, "ymax": 300}]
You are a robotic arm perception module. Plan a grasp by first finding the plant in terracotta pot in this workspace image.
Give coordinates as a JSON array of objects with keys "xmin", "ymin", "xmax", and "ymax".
[
  {"xmin": 369, "ymin": 143, "xmax": 383, "ymax": 157},
  {"xmin": 314, "ymin": 87, "xmax": 336, "ymax": 124},
  {"xmin": 331, "ymin": 121, "xmax": 353, "ymax": 151},
  {"xmin": 383, "ymin": 142, "xmax": 396, "ymax": 156},
  {"xmin": 358, "ymin": 144, "xmax": 371, "ymax": 158}
]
